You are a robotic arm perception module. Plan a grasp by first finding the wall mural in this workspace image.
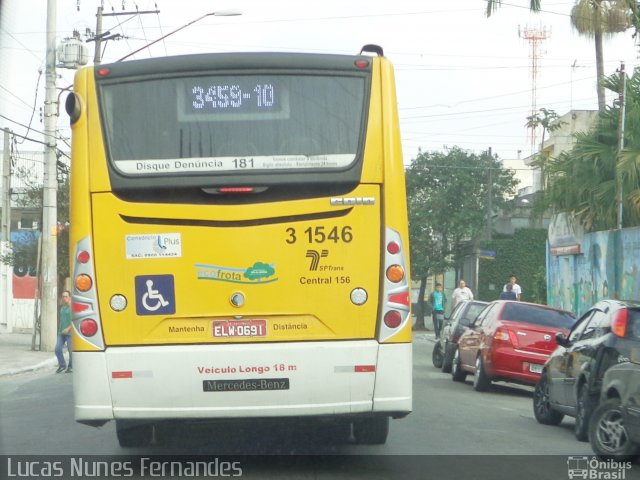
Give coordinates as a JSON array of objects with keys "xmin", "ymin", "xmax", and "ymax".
[{"xmin": 547, "ymin": 227, "xmax": 640, "ymax": 316}]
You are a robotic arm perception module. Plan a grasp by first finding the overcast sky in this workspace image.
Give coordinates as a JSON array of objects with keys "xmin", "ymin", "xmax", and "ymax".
[{"xmin": 1, "ymin": 0, "xmax": 638, "ymax": 188}]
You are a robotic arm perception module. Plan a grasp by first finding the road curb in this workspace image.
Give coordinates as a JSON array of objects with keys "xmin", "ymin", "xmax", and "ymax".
[{"xmin": 0, "ymin": 358, "xmax": 57, "ymax": 378}]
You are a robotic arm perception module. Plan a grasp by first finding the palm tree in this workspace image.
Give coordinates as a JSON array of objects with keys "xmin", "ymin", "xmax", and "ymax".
[
  {"xmin": 486, "ymin": 1, "xmax": 632, "ymax": 112},
  {"xmin": 534, "ymin": 68, "xmax": 640, "ymax": 231},
  {"xmin": 525, "ymin": 108, "xmax": 567, "ymax": 190}
]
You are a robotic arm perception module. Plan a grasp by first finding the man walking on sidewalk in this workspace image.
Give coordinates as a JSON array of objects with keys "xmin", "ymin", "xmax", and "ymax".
[
  {"xmin": 55, "ymin": 290, "xmax": 73, "ymax": 373},
  {"xmin": 428, "ymin": 283, "xmax": 447, "ymax": 339}
]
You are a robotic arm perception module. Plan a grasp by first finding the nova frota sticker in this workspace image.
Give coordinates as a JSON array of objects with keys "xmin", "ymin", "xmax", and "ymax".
[{"xmin": 195, "ymin": 262, "xmax": 277, "ymax": 284}]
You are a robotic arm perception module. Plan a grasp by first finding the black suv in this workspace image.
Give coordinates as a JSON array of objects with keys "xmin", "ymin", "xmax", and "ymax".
[
  {"xmin": 533, "ymin": 299, "xmax": 640, "ymax": 441},
  {"xmin": 589, "ymin": 360, "xmax": 640, "ymax": 459},
  {"xmin": 432, "ymin": 300, "xmax": 488, "ymax": 373}
]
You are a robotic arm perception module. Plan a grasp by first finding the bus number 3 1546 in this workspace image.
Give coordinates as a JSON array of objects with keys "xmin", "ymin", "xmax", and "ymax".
[{"xmin": 285, "ymin": 226, "xmax": 353, "ymax": 244}]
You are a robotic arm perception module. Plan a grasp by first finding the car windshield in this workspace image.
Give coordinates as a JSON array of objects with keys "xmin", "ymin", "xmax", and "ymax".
[{"xmin": 501, "ymin": 303, "xmax": 575, "ymax": 329}]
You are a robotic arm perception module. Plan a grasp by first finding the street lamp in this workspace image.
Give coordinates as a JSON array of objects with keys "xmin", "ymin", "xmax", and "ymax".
[{"xmin": 117, "ymin": 10, "xmax": 242, "ymax": 62}]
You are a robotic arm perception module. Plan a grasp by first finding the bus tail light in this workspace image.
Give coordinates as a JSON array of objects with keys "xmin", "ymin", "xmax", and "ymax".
[
  {"xmin": 386, "ymin": 265, "xmax": 404, "ymax": 283},
  {"xmin": 77, "ymin": 250, "xmax": 90, "ymax": 264},
  {"xmin": 80, "ymin": 319, "xmax": 98, "ymax": 337},
  {"xmin": 75, "ymin": 274, "xmax": 93, "ymax": 292},
  {"xmin": 72, "ymin": 301, "xmax": 90, "ymax": 314},
  {"xmin": 384, "ymin": 311, "xmax": 402, "ymax": 328},
  {"xmin": 379, "ymin": 228, "xmax": 410, "ymax": 342},
  {"xmin": 71, "ymin": 236, "xmax": 105, "ymax": 350},
  {"xmin": 386, "ymin": 241, "xmax": 400, "ymax": 254},
  {"xmin": 612, "ymin": 309, "xmax": 629, "ymax": 338}
]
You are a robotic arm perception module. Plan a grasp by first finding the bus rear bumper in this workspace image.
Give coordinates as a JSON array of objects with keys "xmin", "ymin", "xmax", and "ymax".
[{"xmin": 73, "ymin": 341, "xmax": 411, "ymax": 423}]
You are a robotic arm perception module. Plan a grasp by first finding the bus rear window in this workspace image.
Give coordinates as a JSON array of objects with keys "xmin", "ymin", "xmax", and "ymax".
[{"xmin": 98, "ymin": 74, "xmax": 366, "ymax": 177}]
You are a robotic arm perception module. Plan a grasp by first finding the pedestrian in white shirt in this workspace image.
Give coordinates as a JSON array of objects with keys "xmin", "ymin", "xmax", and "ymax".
[
  {"xmin": 503, "ymin": 275, "xmax": 522, "ymax": 301},
  {"xmin": 451, "ymin": 280, "xmax": 474, "ymax": 308}
]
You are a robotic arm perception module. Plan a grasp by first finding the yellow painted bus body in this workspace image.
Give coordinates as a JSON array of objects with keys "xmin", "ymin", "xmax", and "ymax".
[{"xmin": 69, "ymin": 50, "xmax": 411, "ymax": 445}]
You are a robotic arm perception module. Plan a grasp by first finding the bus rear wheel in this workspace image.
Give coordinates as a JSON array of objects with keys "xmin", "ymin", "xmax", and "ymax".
[
  {"xmin": 353, "ymin": 416, "xmax": 389, "ymax": 445},
  {"xmin": 116, "ymin": 420, "xmax": 154, "ymax": 448}
]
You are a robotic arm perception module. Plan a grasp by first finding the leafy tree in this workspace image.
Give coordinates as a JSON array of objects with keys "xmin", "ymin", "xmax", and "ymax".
[
  {"xmin": 486, "ymin": 0, "xmax": 633, "ymax": 112},
  {"xmin": 534, "ymin": 67, "xmax": 640, "ymax": 230},
  {"xmin": 406, "ymin": 147, "xmax": 518, "ymax": 328},
  {"xmin": 3, "ymin": 156, "xmax": 70, "ymax": 289}
]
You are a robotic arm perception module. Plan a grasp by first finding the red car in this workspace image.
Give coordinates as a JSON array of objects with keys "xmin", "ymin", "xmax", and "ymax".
[{"xmin": 451, "ymin": 300, "xmax": 575, "ymax": 391}]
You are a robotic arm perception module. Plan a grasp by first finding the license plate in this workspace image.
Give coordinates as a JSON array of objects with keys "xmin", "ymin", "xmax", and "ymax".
[
  {"xmin": 203, "ymin": 378, "xmax": 290, "ymax": 392},
  {"xmin": 212, "ymin": 319, "xmax": 267, "ymax": 338},
  {"xmin": 529, "ymin": 363, "xmax": 543, "ymax": 374}
]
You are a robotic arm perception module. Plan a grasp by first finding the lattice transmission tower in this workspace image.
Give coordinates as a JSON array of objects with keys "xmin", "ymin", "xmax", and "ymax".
[{"xmin": 519, "ymin": 25, "xmax": 550, "ymax": 150}]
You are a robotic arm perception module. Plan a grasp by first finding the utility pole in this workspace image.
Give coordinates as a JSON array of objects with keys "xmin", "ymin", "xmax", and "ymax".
[
  {"xmin": 93, "ymin": 4, "xmax": 103, "ymax": 64},
  {"xmin": 90, "ymin": 2, "xmax": 160, "ymax": 64},
  {"xmin": 486, "ymin": 147, "xmax": 493, "ymax": 242},
  {"xmin": 1, "ymin": 129, "xmax": 11, "ymax": 333},
  {"xmin": 41, "ymin": 0, "xmax": 58, "ymax": 352},
  {"xmin": 616, "ymin": 62, "xmax": 626, "ymax": 230}
]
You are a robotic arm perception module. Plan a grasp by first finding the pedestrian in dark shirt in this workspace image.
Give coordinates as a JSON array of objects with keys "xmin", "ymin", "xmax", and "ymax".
[{"xmin": 499, "ymin": 283, "xmax": 518, "ymax": 301}]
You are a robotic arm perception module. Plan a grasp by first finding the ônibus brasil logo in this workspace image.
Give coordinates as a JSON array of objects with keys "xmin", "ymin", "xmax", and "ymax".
[{"xmin": 567, "ymin": 456, "xmax": 632, "ymax": 480}]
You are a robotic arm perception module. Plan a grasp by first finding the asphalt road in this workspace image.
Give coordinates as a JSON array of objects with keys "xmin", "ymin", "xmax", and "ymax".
[{"xmin": 1, "ymin": 336, "xmax": 635, "ymax": 480}]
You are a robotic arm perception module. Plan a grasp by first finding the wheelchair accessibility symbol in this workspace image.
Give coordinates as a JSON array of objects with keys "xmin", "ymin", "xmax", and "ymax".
[{"xmin": 135, "ymin": 274, "xmax": 175, "ymax": 315}]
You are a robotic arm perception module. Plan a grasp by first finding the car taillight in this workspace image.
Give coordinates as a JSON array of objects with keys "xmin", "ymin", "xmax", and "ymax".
[
  {"xmin": 611, "ymin": 309, "xmax": 628, "ymax": 337},
  {"xmin": 494, "ymin": 329, "xmax": 518, "ymax": 347}
]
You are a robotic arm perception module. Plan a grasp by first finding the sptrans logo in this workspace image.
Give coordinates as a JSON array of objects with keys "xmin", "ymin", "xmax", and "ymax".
[{"xmin": 567, "ymin": 456, "xmax": 633, "ymax": 479}]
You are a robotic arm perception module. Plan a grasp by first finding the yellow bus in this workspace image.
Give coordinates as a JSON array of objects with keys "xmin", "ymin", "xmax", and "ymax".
[{"xmin": 67, "ymin": 44, "xmax": 411, "ymax": 447}]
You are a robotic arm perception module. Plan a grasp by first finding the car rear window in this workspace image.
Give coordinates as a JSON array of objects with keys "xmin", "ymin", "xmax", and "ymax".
[{"xmin": 502, "ymin": 303, "xmax": 575, "ymax": 329}]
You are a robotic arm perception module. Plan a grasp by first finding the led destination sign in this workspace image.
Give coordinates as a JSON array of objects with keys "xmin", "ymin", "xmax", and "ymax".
[{"xmin": 180, "ymin": 77, "xmax": 288, "ymax": 120}]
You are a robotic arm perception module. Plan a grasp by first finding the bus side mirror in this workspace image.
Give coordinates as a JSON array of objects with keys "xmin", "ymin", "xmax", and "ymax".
[{"xmin": 65, "ymin": 92, "xmax": 82, "ymax": 125}]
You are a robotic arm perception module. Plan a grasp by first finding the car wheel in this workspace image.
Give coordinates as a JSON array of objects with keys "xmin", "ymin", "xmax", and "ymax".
[
  {"xmin": 473, "ymin": 355, "xmax": 491, "ymax": 392},
  {"xmin": 533, "ymin": 374, "xmax": 564, "ymax": 426},
  {"xmin": 589, "ymin": 398, "xmax": 639, "ymax": 460},
  {"xmin": 441, "ymin": 342, "xmax": 453, "ymax": 373},
  {"xmin": 575, "ymin": 384, "xmax": 596, "ymax": 442},
  {"xmin": 451, "ymin": 347, "xmax": 466, "ymax": 382},
  {"xmin": 432, "ymin": 342, "xmax": 444, "ymax": 369}
]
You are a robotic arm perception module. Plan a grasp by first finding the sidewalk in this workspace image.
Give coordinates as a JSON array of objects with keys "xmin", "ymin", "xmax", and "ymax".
[{"xmin": 0, "ymin": 331, "xmax": 58, "ymax": 377}]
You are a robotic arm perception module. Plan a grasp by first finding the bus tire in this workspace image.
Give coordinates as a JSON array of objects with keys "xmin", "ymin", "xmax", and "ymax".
[
  {"xmin": 353, "ymin": 416, "xmax": 389, "ymax": 445},
  {"xmin": 116, "ymin": 420, "xmax": 153, "ymax": 448},
  {"xmin": 316, "ymin": 421, "xmax": 352, "ymax": 445}
]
